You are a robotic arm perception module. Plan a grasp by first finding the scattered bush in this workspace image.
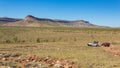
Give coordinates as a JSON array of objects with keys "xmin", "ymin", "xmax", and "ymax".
[
  {"xmin": 36, "ymin": 38, "xmax": 40, "ymax": 43},
  {"xmin": 5, "ymin": 39, "xmax": 11, "ymax": 43},
  {"xmin": 44, "ymin": 39, "xmax": 48, "ymax": 42},
  {"xmin": 13, "ymin": 37, "xmax": 18, "ymax": 43}
]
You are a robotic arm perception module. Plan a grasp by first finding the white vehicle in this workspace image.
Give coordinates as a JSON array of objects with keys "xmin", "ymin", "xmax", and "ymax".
[{"xmin": 87, "ymin": 41, "xmax": 100, "ymax": 47}]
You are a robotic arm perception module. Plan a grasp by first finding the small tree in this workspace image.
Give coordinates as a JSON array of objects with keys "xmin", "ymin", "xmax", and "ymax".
[
  {"xmin": 13, "ymin": 37, "xmax": 18, "ymax": 43},
  {"xmin": 36, "ymin": 38, "xmax": 40, "ymax": 43},
  {"xmin": 5, "ymin": 39, "xmax": 11, "ymax": 43}
]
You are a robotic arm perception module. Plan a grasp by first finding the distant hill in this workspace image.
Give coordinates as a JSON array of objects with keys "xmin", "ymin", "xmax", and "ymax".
[
  {"xmin": 0, "ymin": 17, "xmax": 21, "ymax": 25},
  {"xmin": 0, "ymin": 15, "xmax": 98, "ymax": 27}
]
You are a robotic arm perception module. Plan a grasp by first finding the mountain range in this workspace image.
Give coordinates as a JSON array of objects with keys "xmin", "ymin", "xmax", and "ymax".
[{"xmin": 0, "ymin": 15, "xmax": 98, "ymax": 27}]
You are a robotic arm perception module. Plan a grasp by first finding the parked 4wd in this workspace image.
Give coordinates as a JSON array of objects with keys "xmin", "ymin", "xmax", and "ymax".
[{"xmin": 87, "ymin": 41, "xmax": 100, "ymax": 47}]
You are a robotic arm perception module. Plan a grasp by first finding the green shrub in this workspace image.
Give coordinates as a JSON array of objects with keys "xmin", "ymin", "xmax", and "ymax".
[
  {"xmin": 36, "ymin": 38, "xmax": 40, "ymax": 43},
  {"xmin": 5, "ymin": 39, "xmax": 11, "ymax": 43},
  {"xmin": 13, "ymin": 37, "xmax": 18, "ymax": 43}
]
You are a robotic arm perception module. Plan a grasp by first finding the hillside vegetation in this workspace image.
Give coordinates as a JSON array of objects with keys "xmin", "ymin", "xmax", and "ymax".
[{"xmin": 0, "ymin": 26, "xmax": 120, "ymax": 68}]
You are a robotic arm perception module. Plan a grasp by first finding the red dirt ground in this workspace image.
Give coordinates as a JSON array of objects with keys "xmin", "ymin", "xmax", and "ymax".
[{"xmin": 103, "ymin": 45, "xmax": 120, "ymax": 57}]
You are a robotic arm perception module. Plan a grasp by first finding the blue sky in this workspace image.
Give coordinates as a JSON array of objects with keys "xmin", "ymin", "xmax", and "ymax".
[{"xmin": 0, "ymin": 0, "xmax": 120, "ymax": 27}]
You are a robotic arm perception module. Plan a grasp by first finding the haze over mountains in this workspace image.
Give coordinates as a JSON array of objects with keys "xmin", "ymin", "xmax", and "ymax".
[{"xmin": 0, "ymin": 15, "xmax": 98, "ymax": 27}]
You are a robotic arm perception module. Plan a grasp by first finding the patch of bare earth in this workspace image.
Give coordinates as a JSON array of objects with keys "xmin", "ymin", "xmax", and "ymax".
[
  {"xmin": 0, "ymin": 45, "xmax": 76, "ymax": 68},
  {"xmin": 103, "ymin": 45, "xmax": 120, "ymax": 57}
]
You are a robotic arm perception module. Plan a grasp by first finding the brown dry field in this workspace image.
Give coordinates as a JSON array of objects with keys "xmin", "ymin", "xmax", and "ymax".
[{"xmin": 0, "ymin": 26, "xmax": 120, "ymax": 68}]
